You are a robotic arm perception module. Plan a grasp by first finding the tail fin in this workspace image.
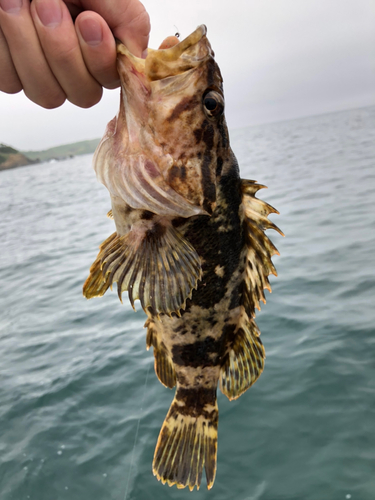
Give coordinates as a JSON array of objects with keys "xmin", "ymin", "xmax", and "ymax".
[{"xmin": 153, "ymin": 390, "xmax": 218, "ymax": 491}]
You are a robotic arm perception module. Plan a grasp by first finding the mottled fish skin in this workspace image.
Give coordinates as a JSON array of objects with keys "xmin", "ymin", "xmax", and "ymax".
[
  {"xmin": 83, "ymin": 25, "xmax": 282, "ymax": 491},
  {"xmin": 147, "ymin": 157, "xmax": 239, "ymax": 489},
  {"xmin": 148, "ymin": 150, "xmax": 274, "ymax": 491}
]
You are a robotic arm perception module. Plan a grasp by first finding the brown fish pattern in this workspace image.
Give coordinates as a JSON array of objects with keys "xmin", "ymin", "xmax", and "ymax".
[{"xmin": 83, "ymin": 25, "xmax": 282, "ymax": 491}]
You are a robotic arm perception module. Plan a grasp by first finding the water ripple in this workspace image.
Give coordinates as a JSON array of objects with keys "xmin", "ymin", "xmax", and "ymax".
[{"xmin": 1, "ymin": 106, "xmax": 375, "ymax": 499}]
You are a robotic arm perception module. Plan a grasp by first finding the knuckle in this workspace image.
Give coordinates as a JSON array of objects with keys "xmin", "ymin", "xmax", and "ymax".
[
  {"xmin": 0, "ymin": 65, "xmax": 23, "ymax": 93},
  {"xmin": 29, "ymin": 90, "xmax": 66, "ymax": 109},
  {"xmin": 71, "ymin": 87, "xmax": 103, "ymax": 108},
  {"xmin": 128, "ymin": 9, "xmax": 150, "ymax": 34},
  {"xmin": 103, "ymin": 79, "xmax": 120, "ymax": 90},
  {"xmin": 52, "ymin": 43, "xmax": 77, "ymax": 64},
  {"xmin": 0, "ymin": 80, "xmax": 23, "ymax": 94},
  {"xmin": 40, "ymin": 96, "xmax": 66, "ymax": 109}
]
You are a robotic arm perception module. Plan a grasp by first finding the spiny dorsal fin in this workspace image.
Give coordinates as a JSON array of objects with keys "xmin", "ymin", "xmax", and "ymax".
[
  {"xmin": 220, "ymin": 310, "xmax": 265, "ymax": 400},
  {"xmin": 241, "ymin": 179, "xmax": 283, "ymax": 315},
  {"xmin": 145, "ymin": 319, "xmax": 176, "ymax": 389},
  {"xmin": 218, "ymin": 180, "xmax": 281, "ymax": 400}
]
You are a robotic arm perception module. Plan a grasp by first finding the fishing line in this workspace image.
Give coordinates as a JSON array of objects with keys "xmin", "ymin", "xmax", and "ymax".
[{"xmin": 123, "ymin": 359, "xmax": 151, "ymax": 500}]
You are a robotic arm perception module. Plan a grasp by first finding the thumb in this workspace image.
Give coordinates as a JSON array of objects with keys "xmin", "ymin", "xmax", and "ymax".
[{"xmin": 78, "ymin": 0, "xmax": 150, "ymax": 57}]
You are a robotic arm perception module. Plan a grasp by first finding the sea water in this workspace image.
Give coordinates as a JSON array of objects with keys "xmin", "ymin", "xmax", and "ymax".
[{"xmin": 0, "ymin": 105, "xmax": 374, "ymax": 500}]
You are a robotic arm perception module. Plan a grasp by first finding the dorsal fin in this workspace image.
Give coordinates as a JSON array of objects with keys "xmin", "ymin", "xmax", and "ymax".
[
  {"xmin": 241, "ymin": 179, "xmax": 283, "ymax": 315},
  {"xmin": 219, "ymin": 180, "xmax": 282, "ymax": 401}
]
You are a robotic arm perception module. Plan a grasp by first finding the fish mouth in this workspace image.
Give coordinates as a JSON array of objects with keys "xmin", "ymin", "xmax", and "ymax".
[{"xmin": 116, "ymin": 25, "xmax": 210, "ymax": 81}]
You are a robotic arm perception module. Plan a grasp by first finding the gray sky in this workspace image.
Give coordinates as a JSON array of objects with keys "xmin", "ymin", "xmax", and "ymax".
[{"xmin": 1, "ymin": 0, "xmax": 374, "ymax": 151}]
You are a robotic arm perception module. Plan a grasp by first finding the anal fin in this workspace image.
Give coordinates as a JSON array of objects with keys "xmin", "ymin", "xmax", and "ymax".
[
  {"xmin": 146, "ymin": 319, "xmax": 176, "ymax": 389},
  {"xmin": 220, "ymin": 313, "xmax": 265, "ymax": 400}
]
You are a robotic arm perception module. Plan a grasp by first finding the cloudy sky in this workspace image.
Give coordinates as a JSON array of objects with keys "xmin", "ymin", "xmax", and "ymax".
[{"xmin": 1, "ymin": 0, "xmax": 374, "ymax": 151}]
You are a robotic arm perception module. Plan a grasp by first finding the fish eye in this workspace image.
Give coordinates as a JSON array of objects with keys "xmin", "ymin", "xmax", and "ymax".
[
  {"xmin": 204, "ymin": 97, "xmax": 217, "ymax": 111},
  {"xmin": 203, "ymin": 91, "xmax": 224, "ymax": 118}
]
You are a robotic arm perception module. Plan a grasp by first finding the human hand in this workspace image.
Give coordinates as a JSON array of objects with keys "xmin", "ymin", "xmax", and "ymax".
[{"xmin": 0, "ymin": 0, "xmax": 150, "ymax": 108}]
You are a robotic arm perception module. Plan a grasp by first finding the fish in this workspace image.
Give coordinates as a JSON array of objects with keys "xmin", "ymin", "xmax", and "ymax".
[{"xmin": 83, "ymin": 25, "xmax": 283, "ymax": 491}]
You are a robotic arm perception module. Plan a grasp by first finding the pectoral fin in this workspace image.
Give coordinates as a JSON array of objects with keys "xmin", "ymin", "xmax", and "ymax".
[
  {"xmin": 83, "ymin": 222, "xmax": 202, "ymax": 316},
  {"xmin": 83, "ymin": 233, "xmax": 116, "ymax": 299}
]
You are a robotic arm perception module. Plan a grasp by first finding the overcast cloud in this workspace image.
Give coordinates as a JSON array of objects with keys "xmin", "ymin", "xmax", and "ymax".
[{"xmin": 0, "ymin": 0, "xmax": 374, "ymax": 151}]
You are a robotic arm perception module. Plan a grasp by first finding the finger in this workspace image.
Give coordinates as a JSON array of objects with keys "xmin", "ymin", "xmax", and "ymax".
[
  {"xmin": 31, "ymin": 0, "xmax": 103, "ymax": 108},
  {"xmin": 159, "ymin": 36, "xmax": 179, "ymax": 50},
  {"xmin": 0, "ymin": 25, "xmax": 22, "ymax": 93},
  {"xmin": 76, "ymin": 0, "xmax": 150, "ymax": 57},
  {"xmin": 113, "ymin": 0, "xmax": 150, "ymax": 57},
  {"xmin": 75, "ymin": 11, "xmax": 119, "ymax": 89},
  {"xmin": 0, "ymin": 0, "xmax": 66, "ymax": 108}
]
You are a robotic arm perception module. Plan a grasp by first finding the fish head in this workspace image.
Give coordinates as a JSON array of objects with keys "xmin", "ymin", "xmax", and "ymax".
[{"xmin": 95, "ymin": 26, "xmax": 230, "ymax": 217}]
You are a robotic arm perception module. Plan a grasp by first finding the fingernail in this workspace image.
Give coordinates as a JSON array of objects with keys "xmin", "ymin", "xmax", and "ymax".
[
  {"xmin": 35, "ymin": 0, "xmax": 62, "ymax": 28},
  {"xmin": 0, "ymin": 0, "xmax": 22, "ymax": 14},
  {"xmin": 79, "ymin": 17, "xmax": 103, "ymax": 46}
]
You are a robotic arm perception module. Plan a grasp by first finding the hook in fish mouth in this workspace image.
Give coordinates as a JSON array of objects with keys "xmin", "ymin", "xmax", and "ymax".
[{"xmin": 116, "ymin": 25, "xmax": 210, "ymax": 80}]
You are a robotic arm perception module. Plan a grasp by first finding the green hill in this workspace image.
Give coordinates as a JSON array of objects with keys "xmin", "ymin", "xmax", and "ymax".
[
  {"xmin": 22, "ymin": 138, "xmax": 100, "ymax": 162},
  {"xmin": 0, "ymin": 144, "xmax": 37, "ymax": 170},
  {"xmin": 0, "ymin": 139, "xmax": 101, "ymax": 171}
]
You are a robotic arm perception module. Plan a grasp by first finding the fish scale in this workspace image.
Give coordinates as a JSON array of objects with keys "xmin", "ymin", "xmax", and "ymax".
[{"xmin": 83, "ymin": 25, "xmax": 282, "ymax": 491}]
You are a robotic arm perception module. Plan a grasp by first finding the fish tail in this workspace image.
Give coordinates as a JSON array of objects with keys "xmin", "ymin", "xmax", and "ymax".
[{"xmin": 153, "ymin": 387, "xmax": 218, "ymax": 491}]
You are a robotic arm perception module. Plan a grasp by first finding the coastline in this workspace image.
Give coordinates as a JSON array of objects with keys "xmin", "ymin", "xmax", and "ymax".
[
  {"xmin": 0, "ymin": 152, "xmax": 40, "ymax": 171},
  {"xmin": 0, "ymin": 138, "xmax": 100, "ymax": 172}
]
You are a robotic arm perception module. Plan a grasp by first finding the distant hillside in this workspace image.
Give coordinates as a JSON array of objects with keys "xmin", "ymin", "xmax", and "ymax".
[
  {"xmin": 0, "ymin": 144, "xmax": 38, "ymax": 171},
  {"xmin": 22, "ymin": 138, "xmax": 100, "ymax": 162}
]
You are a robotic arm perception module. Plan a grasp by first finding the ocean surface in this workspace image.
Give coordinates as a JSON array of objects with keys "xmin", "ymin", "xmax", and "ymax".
[{"xmin": 1, "ymin": 105, "xmax": 374, "ymax": 500}]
